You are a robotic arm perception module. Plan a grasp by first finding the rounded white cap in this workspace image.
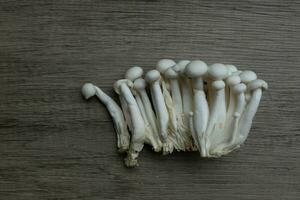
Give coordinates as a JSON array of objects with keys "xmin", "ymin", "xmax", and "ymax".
[
  {"xmin": 173, "ymin": 60, "xmax": 190, "ymax": 74},
  {"xmin": 232, "ymin": 83, "xmax": 247, "ymax": 94},
  {"xmin": 145, "ymin": 70, "xmax": 161, "ymax": 83},
  {"xmin": 239, "ymin": 70, "xmax": 257, "ymax": 83},
  {"xmin": 226, "ymin": 75, "xmax": 241, "ymax": 86},
  {"xmin": 208, "ymin": 63, "xmax": 229, "ymax": 80},
  {"xmin": 247, "ymin": 79, "xmax": 268, "ymax": 91},
  {"xmin": 185, "ymin": 60, "xmax": 208, "ymax": 78},
  {"xmin": 212, "ymin": 80, "xmax": 225, "ymax": 90},
  {"xmin": 164, "ymin": 67, "xmax": 178, "ymax": 79},
  {"xmin": 156, "ymin": 59, "xmax": 176, "ymax": 73},
  {"xmin": 125, "ymin": 66, "xmax": 143, "ymax": 81},
  {"xmin": 113, "ymin": 79, "xmax": 132, "ymax": 94},
  {"xmin": 133, "ymin": 78, "xmax": 146, "ymax": 90},
  {"xmin": 81, "ymin": 83, "xmax": 96, "ymax": 99}
]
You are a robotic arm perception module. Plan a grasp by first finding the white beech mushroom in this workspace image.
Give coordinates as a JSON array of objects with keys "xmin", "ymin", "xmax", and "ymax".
[
  {"xmin": 81, "ymin": 83, "xmax": 130, "ymax": 152},
  {"xmin": 114, "ymin": 79, "xmax": 146, "ymax": 167},
  {"xmin": 225, "ymin": 64, "xmax": 238, "ymax": 108},
  {"xmin": 206, "ymin": 63, "xmax": 229, "ymax": 156},
  {"xmin": 235, "ymin": 79, "xmax": 268, "ymax": 146},
  {"xmin": 173, "ymin": 60, "xmax": 192, "ymax": 128},
  {"xmin": 212, "ymin": 81, "xmax": 247, "ymax": 155},
  {"xmin": 156, "ymin": 59, "xmax": 184, "ymax": 150},
  {"xmin": 225, "ymin": 75, "xmax": 241, "ymax": 122},
  {"xmin": 171, "ymin": 60, "xmax": 196, "ymax": 150},
  {"xmin": 125, "ymin": 66, "xmax": 162, "ymax": 152},
  {"xmin": 133, "ymin": 78, "xmax": 162, "ymax": 152},
  {"xmin": 156, "ymin": 59, "xmax": 178, "ymax": 132},
  {"xmin": 224, "ymin": 82, "xmax": 247, "ymax": 152},
  {"xmin": 133, "ymin": 78, "xmax": 159, "ymax": 137},
  {"xmin": 164, "ymin": 67, "xmax": 183, "ymax": 118},
  {"xmin": 185, "ymin": 60, "xmax": 209, "ymax": 156},
  {"xmin": 217, "ymin": 74, "xmax": 242, "ymax": 150},
  {"xmin": 145, "ymin": 70, "xmax": 173, "ymax": 154},
  {"xmin": 164, "ymin": 67, "xmax": 192, "ymax": 150},
  {"xmin": 239, "ymin": 70, "xmax": 257, "ymax": 102},
  {"xmin": 223, "ymin": 75, "xmax": 243, "ymax": 147}
]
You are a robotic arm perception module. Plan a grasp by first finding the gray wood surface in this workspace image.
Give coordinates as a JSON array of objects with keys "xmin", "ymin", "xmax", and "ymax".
[{"xmin": 0, "ymin": 0, "xmax": 299, "ymax": 199}]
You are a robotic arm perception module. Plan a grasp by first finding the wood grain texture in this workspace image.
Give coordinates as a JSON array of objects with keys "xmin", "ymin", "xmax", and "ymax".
[{"xmin": 0, "ymin": 0, "xmax": 299, "ymax": 199}]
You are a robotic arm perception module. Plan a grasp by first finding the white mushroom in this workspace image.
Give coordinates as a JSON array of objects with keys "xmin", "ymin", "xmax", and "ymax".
[
  {"xmin": 119, "ymin": 66, "xmax": 145, "ymax": 133},
  {"xmin": 212, "ymin": 82, "xmax": 247, "ymax": 155},
  {"xmin": 114, "ymin": 79, "xmax": 146, "ymax": 167},
  {"xmin": 157, "ymin": 59, "xmax": 176, "ymax": 76},
  {"xmin": 164, "ymin": 67, "xmax": 183, "ymax": 117},
  {"xmin": 125, "ymin": 66, "xmax": 143, "ymax": 81},
  {"xmin": 206, "ymin": 63, "xmax": 229, "ymax": 156},
  {"xmin": 156, "ymin": 59, "xmax": 178, "ymax": 132},
  {"xmin": 125, "ymin": 66, "xmax": 162, "ymax": 152},
  {"xmin": 185, "ymin": 60, "xmax": 209, "ymax": 156},
  {"xmin": 225, "ymin": 64, "xmax": 238, "ymax": 108},
  {"xmin": 226, "ymin": 83, "xmax": 247, "ymax": 150},
  {"xmin": 164, "ymin": 67, "xmax": 190, "ymax": 150},
  {"xmin": 133, "ymin": 78, "xmax": 162, "ymax": 152},
  {"xmin": 220, "ymin": 74, "xmax": 242, "ymax": 149},
  {"xmin": 235, "ymin": 79, "xmax": 268, "ymax": 146},
  {"xmin": 156, "ymin": 59, "xmax": 186, "ymax": 150},
  {"xmin": 225, "ymin": 75, "xmax": 242, "ymax": 123},
  {"xmin": 239, "ymin": 70, "xmax": 257, "ymax": 102},
  {"xmin": 173, "ymin": 60, "xmax": 192, "ymax": 127},
  {"xmin": 81, "ymin": 83, "xmax": 130, "ymax": 152},
  {"xmin": 145, "ymin": 70, "xmax": 173, "ymax": 154}
]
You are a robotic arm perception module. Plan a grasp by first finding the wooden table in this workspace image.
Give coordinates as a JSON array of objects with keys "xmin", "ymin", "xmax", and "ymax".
[{"xmin": 1, "ymin": 1, "xmax": 299, "ymax": 199}]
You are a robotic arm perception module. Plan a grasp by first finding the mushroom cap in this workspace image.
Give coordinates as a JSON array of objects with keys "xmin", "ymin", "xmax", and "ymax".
[
  {"xmin": 225, "ymin": 64, "xmax": 238, "ymax": 76},
  {"xmin": 208, "ymin": 63, "xmax": 229, "ymax": 80},
  {"xmin": 125, "ymin": 66, "xmax": 143, "ymax": 81},
  {"xmin": 156, "ymin": 59, "xmax": 176, "ymax": 73},
  {"xmin": 133, "ymin": 78, "xmax": 146, "ymax": 90},
  {"xmin": 185, "ymin": 60, "xmax": 208, "ymax": 78},
  {"xmin": 247, "ymin": 79, "xmax": 268, "ymax": 91},
  {"xmin": 232, "ymin": 83, "xmax": 247, "ymax": 94},
  {"xmin": 113, "ymin": 79, "xmax": 133, "ymax": 94},
  {"xmin": 239, "ymin": 70, "xmax": 257, "ymax": 83},
  {"xmin": 145, "ymin": 70, "xmax": 161, "ymax": 83},
  {"xmin": 226, "ymin": 75, "xmax": 241, "ymax": 86},
  {"xmin": 212, "ymin": 80, "xmax": 225, "ymax": 90},
  {"xmin": 164, "ymin": 67, "xmax": 178, "ymax": 79},
  {"xmin": 173, "ymin": 60, "xmax": 190, "ymax": 74},
  {"xmin": 81, "ymin": 83, "xmax": 96, "ymax": 99}
]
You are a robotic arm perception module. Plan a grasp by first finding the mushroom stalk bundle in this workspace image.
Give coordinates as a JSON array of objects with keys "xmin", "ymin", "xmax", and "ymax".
[{"xmin": 81, "ymin": 59, "xmax": 268, "ymax": 167}]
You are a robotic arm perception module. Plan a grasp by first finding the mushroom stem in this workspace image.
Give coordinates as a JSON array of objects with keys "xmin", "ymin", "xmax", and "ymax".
[
  {"xmin": 228, "ymin": 85, "xmax": 246, "ymax": 146},
  {"xmin": 114, "ymin": 80, "xmax": 146, "ymax": 167},
  {"xmin": 157, "ymin": 59, "xmax": 178, "ymax": 134},
  {"xmin": 206, "ymin": 64, "xmax": 229, "ymax": 156},
  {"xmin": 213, "ymin": 83, "xmax": 247, "ymax": 155},
  {"xmin": 185, "ymin": 60, "xmax": 209, "ymax": 156},
  {"xmin": 164, "ymin": 67, "xmax": 190, "ymax": 150},
  {"xmin": 145, "ymin": 70, "xmax": 173, "ymax": 154},
  {"xmin": 236, "ymin": 79, "xmax": 268, "ymax": 145},
  {"xmin": 173, "ymin": 60, "xmax": 192, "ymax": 124},
  {"xmin": 119, "ymin": 96, "xmax": 132, "ymax": 131},
  {"xmin": 205, "ymin": 82, "xmax": 226, "ymax": 155},
  {"xmin": 81, "ymin": 83, "xmax": 130, "ymax": 152},
  {"xmin": 217, "ymin": 75, "xmax": 241, "ymax": 150},
  {"xmin": 133, "ymin": 79, "xmax": 162, "ymax": 152}
]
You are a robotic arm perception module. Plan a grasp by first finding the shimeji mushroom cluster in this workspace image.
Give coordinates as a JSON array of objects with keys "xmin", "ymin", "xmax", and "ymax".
[{"xmin": 81, "ymin": 59, "xmax": 268, "ymax": 167}]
